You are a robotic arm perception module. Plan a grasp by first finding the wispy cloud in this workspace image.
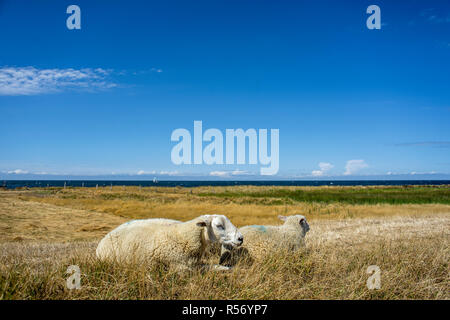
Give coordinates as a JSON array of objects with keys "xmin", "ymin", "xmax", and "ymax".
[
  {"xmin": 410, "ymin": 171, "xmax": 437, "ymax": 175},
  {"xmin": 311, "ymin": 162, "xmax": 334, "ymax": 177},
  {"xmin": 231, "ymin": 170, "xmax": 251, "ymax": 176},
  {"xmin": 2, "ymin": 169, "xmax": 449, "ymax": 179},
  {"xmin": 0, "ymin": 66, "xmax": 117, "ymax": 95},
  {"xmin": 137, "ymin": 170, "xmax": 156, "ymax": 175},
  {"xmin": 394, "ymin": 141, "xmax": 450, "ymax": 148},
  {"xmin": 130, "ymin": 68, "xmax": 163, "ymax": 75},
  {"xmin": 7, "ymin": 169, "xmax": 29, "ymax": 174},
  {"xmin": 137, "ymin": 170, "xmax": 179, "ymax": 176},
  {"xmin": 209, "ymin": 171, "xmax": 229, "ymax": 177},
  {"xmin": 158, "ymin": 170, "xmax": 179, "ymax": 176},
  {"xmin": 420, "ymin": 8, "xmax": 450, "ymax": 24},
  {"xmin": 344, "ymin": 160, "xmax": 368, "ymax": 176},
  {"xmin": 209, "ymin": 170, "xmax": 253, "ymax": 177}
]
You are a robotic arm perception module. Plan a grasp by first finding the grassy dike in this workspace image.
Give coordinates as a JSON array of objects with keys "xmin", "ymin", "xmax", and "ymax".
[{"xmin": 198, "ymin": 185, "xmax": 450, "ymax": 205}]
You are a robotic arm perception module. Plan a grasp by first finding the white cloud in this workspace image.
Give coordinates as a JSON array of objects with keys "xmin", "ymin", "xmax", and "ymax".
[
  {"xmin": 7, "ymin": 169, "xmax": 29, "ymax": 174},
  {"xmin": 137, "ymin": 170, "xmax": 181, "ymax": 176},
  {"xmin": 311, "ymin": 162, "xmax": 334, "ymax": 176},
  {"xmin": 344, "ymin": 160, "xmax": 369, "ymax": 175},
  {"xmin": 319, "ymin": 162, "xmax": 333, "ymax": 171},
  {"xmin": 231, "ymin": 170, "xmax": 250, "ymax": 176},
  {"xmin": 159, "ymin": 170, "xmax": 178, "ymax": 176},
  {"xmin": 137, "ymin": 170, "xmax": 157, "ymax": 175},
  {"xmin": 0, "ymin": 66, "xmax": 116, "ymax": 95},
  {"xmin": 209, "ymin": 170, "xmax": 252, "ymax": 177},
  {"xmin": 410, "ymin": 171, "xmax": 437, "ymax": 175},
  {"xmin": 209, "ymin": 171, "xmax": 229, "ymax": 177},
  {"xmin": 311, "ymin": 170, "xmax": 323, "ymax": 177}
]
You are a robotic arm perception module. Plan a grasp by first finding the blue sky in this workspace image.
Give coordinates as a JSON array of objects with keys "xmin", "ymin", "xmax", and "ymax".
[{"xmin": 0, "ymin": 0, "xmax": 449, "ymax": 179}]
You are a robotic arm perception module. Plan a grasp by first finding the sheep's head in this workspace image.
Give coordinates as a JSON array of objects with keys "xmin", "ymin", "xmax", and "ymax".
[
  {"xmin": 278, "ymin": 214, "xmax": 310, "ymax": 236},
  {"xmin": 196, "ymin": 215, "xmax": 243, "ymax": 250}
]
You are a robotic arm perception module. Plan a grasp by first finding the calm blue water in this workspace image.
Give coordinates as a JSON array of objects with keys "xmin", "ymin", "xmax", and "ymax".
[{"xmin": 1, "ymin": 180, "xmax": 449, "ymax": 189}]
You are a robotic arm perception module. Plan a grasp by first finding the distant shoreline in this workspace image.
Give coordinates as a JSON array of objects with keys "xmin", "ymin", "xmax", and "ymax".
[{"xmin": 1, "ymin": 180, "xmax": 450, "ymax": 189}]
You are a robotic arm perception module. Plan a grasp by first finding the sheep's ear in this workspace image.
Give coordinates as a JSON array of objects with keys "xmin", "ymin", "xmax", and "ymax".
[
  {"xmin": 196, "ymin": 215, "xmax": 212, "ymax": 227},
  {"xmin": 299, "ymin": 218, "xmax": 305, "ymax": 225},
  {"xmin": 278, "ymin": 215, "xmax": 287, "ymax": 222}
]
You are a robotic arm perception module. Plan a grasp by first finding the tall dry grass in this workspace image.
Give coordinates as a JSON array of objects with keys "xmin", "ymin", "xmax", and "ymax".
[{"xmin": 1, "ymin": 215, "xmax": 448, "ymax": 300}]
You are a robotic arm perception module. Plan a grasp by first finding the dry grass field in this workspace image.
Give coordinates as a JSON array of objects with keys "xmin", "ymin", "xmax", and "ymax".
[{"xmin": 0, "ymin": 186, "xmax": 449, "ymax": 300}]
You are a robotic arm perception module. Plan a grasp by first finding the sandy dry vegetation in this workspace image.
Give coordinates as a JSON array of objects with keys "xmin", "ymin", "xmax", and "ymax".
[
  {"xmin": 0, "ymin": 187, "xmax": 449, "ymax": 299},
  {"xmin": 0, "ymin": 193, "xmax": 126, "ymax": 242}
]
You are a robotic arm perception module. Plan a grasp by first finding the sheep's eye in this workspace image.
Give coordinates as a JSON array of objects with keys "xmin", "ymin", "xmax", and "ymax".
[
  {"xmin": 216, "ymin": 224, "xmax": 225, "ymax": 230},
  {"xmin": 299, "ymin": 219, "xmax": 305, "ymax": 225}
]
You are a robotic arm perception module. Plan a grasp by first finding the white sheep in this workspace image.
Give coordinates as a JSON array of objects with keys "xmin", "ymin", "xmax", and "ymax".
[
  {"xmin": 96, "ymin": 215, "xmax": 243, "ymax": 271},
  {"xmin": 219, "ymin": 214, "xmax": 310, "ymax": 266},
  {"xmin": 113, "ymin": 218, "xmax": 181, "ymax": 231}
]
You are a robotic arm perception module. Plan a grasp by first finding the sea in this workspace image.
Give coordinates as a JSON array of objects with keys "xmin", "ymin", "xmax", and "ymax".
[{"xmin": 1, "ymin": 180, "xmax": 449, "ymax": 189}]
